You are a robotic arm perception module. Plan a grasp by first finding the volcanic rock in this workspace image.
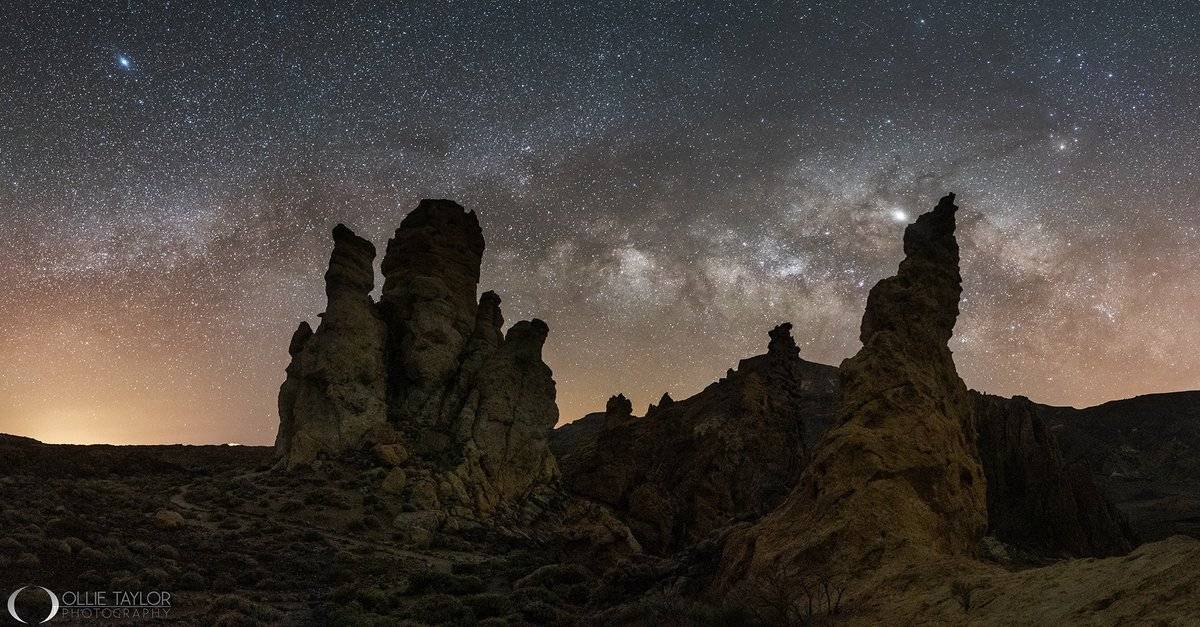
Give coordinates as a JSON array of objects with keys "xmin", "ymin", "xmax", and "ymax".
[
  {"xmin": 606, "ymin": 393, "xmax": 633, "ymax": 418},
  {"xmin": 552, "ymin": 323, "xmax": 838, "ymax": 554},
  {"xmin": 276, "ymin": 224, "xmax": 388, "ymax": 468},
  {"xmin": 275, "ymin": 201, "xmax": 560, "ymax": 519},
  {"xmin": 973, "ymin": 392, "xmax": 1136, "ymax": 557},
  {"xmin": 714, "ymin": 193, "xmax": 987, "ymax": 595},
  {"xmin": 1040, "ymin": 391, "xmax": 1200, "ymax": 541}
]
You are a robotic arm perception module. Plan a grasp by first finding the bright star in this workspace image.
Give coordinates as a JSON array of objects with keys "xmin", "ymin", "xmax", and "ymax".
[
  {"xmin": 890, "ymin": 209, "xmax": 909, "ymax": 222},
  {"xmin": 117, "ymin": 55, "xmax": 132, "ymax": 69}
]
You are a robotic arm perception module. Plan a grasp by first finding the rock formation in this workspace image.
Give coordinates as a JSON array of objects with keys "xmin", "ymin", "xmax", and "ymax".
[
  {"xmin": 714, "ymin": 193, "xmax": 988, "ymax": 596},
  {"xmin": 276, "ymin": 224, "xmax": 388, "ymax": 466},
  {"xmin": 553, "ymin": 326, "xmax": 1134, "ymax": 561},
  {"xmin": 276, "ymin": 200, "xmax": 559, "ymax": 519},
  {"xmin": 1041, "ymin": 390, "xmax": 1200, "ymax": 541},
  {"xmin": 973, "ymin": 392, "xmax": 1136, "ymax": 557},
  {"xmin": 551, "ymin": 323, "xmax": 839, "ymax": 554}
]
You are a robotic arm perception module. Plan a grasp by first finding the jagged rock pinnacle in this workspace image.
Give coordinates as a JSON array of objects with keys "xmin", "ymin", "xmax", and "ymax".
[
  {"xmin": 715, "ymin": 192, "xmax": 986, "ymax": 599},
  {"xmin": 275, "ymin": 224, "xmax": 388, "ymax": 469},
  {"xmin": 767, "ymin": 322, "xmax": 800, "ymax": 359}
]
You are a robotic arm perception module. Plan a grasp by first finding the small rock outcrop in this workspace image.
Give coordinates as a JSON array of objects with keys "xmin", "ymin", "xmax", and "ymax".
[
  {"xmin": 715, "ymin": 193, "xmax": 987, "ymax": 595},
  {"xmin": 276, "ymin": 200, "xmax": 559, "ymax": 519},
  {"xmin": 551, "ymin": 323, "xmax": 838, "ymax": 554},
  {"xmin": 605, "ymin": 393, "xmax": 634, "ymax": 419}
]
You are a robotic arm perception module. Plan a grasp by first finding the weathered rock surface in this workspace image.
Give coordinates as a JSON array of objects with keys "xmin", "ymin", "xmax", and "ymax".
[
  {"xmin": 697, "ymin": 194, "xmax": 1200, "ymax": 624},
  {"xmin": 553, "ymin": 331, "xmax": 1134, "ymax": 561},
  {"xmin": 973, "ymin": 392, "xmax": 1137, "ymax": 557},
  {"xmin": 275, "ymin": 200, "xmax": 560, "ymax": 519},
  {"xmin": 963, "ymin": 535, "xmax": 1200, "ymax": 625},
  {"xmin": 715, "ymin": 193, "xmax": 987, "ymax": 596},
  {"xmin": 1041, "ymin": 391, "xmax": 1200, "ymax": 541},
  {"xmin": 552, "ymin": 323, "xmax": 839, "ymax": 554},
  {"xmin": 276, "ymin": 224, "xmax": 388, "ymax": 468}
]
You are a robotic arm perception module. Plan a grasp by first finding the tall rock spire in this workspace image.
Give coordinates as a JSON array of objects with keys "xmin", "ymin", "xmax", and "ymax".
[
  {"xmin": 275, "ymin": 224, "xmax": 388, "ymax": 469},
  {"xmin": 715, "ymin": 193, "xmax": 987, "ymax": 598},
  {"xmin": 379, "ymin": 199, "xmax": 487, "ymax": 437}
]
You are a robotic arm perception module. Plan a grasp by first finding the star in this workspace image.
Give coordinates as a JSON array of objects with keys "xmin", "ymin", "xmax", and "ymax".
[{"xmin": 0, "ymin": 1, "xmax": 1196, "ymax": 444}]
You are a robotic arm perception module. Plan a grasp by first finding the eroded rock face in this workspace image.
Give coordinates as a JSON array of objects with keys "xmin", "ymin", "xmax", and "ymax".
[
  {"xmin": 973, "ymin": 392, "xmax": 1136, "ymax": 557},
  {"xmin": 715, "ymin": 193, "xmax": 987, "ymax": 595},
  {"xmin": 552, "ymin": 323, "xmax": 839, "ymax": 554},
  {"xmin": 1041, "ymin": 391, "xmax": 1200, "ymax": 541},
  {"xmin": 276, "ymin": 224, "xmax": 388, "ymax": 467},
  {"xmin": 276, "ymin": 201, "xmax": 560, "ymax": 519},
  {"xmin": 380, "ymin": 200, "xmax": 486, "ymax": 439}
]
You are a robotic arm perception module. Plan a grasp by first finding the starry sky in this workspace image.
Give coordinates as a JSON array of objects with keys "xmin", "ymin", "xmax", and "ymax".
[{"xmin": 2, "ymin": 1, "xmax": 1198, "ymax": 445}]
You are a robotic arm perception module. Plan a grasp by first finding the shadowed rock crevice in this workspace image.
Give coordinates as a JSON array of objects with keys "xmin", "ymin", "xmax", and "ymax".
[{"xmin": 973, "ymin": 392, "xmax": 1137, "ymax": 558}]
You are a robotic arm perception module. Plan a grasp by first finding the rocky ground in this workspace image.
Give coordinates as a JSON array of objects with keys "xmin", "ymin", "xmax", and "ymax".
[{"xmin": 0, "ymin": 435, "xmax": 755, "ymax": 625}]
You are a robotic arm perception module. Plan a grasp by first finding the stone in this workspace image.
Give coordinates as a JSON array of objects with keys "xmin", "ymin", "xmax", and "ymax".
[
  {"xmin": 973, "ymin": 392, "xmax": 1136, "ymax": 557},
  {"xmin": 379, "ymin": 199, "xmax": 486, "ymax": 436},
  {"xmin": 276, "ymin": 224, "xmax": 388, "ymax": 469},
  {"xmin": 646, "ymin": 392, "xmax": 674, "ymax": 415},
  {"xmin": 605, "ymin": 393, "xmax": 633, "ymax": 418},
  {"xmin": 381, "ymin": 468, "xmax": 408, "ymax": 494},
  {"xmin": 154, "ymin": 509, "xmax": 185, "ymax": 529},
  {"xmin": 1039, "ymin": 390, "xmax": 1200, "ymax": 542},
  {"xmin": 371, "ymin": 442, "xmax": 410, "ymax": 467},
  {"xmin": 393, "ymin": 511, "xmax": 446, "ymax": 546}
]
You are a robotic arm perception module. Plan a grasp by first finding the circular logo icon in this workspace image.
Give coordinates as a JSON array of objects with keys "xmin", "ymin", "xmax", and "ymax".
[{"xmin": 7, "ymin": 586, "xmax": 59, "ymax": 624}]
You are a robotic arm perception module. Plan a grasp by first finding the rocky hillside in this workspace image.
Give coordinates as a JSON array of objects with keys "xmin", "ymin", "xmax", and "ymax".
[
  {"xmin": 699, "ymin": 193, "xmax": 1200, "ymax": 624},
  {"xmin": 1040, "ymin": 391, "xmax": 1200, "ymax": 540},
  {"xmin": 714, "ymin": 192, "xmax": 988, "ymax": 599},
  {"xmin": 551, "ymin": 323, "xmax": 838, "ymax": 554},
  {"xmin": 276, "ymin": 200, "xmax": 560, "ymax": 521},
  {"xmin": 973, "ymin": 393, "xmax": 1137, "ymax": 557},
  {"xmin": 555, "ymin": 329, "xmax": 1136, "ymax": 561}
]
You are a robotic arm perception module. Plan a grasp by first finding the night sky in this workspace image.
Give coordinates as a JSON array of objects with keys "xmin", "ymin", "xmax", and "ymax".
[{"xmin": 2, "ymin": 2, "xmax": 1198, "ymax": 445}]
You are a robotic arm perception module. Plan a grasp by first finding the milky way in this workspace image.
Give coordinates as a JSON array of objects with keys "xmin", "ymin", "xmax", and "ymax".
[{"xmin": 2, "ymin": 2, "xmax": 1198, "ymax": 444}]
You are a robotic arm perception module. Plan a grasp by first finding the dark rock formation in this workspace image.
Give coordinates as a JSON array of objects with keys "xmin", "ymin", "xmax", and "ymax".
[
  {"xmin": 554, "ymin": 332, "xmax": 1134, "ymax": 562},
  {"xmin": 379, "ymin": 201, "xmax": 486, "ymax": 442},
  {"xmin": 276, "ymin": 224, "xmax": 388, "ymax": 467},
  {"xmin": 1040, "ymin": 391, "xmax": 1200, "ymax": 541},
  {"xmin": 973, "ymin": 393, "xmax": 1136, "ymax": 557},
  {"xmin": 715, "ymin": 193, "xmax": 987, "ymax": 595},
  {"xmin": 276, "ymin": 200, "xmax": 559, "ymax": 519},
  {"xmin": 605, "ymin": 393, "xmax": 633, "ymax": 419},
  {"xmin": 647, "ymin": 392, "xmax": 674, "ymax": 415},
  {"xmin": 551, "ymin": 323, "xmax": 838, "ymax": 554}
]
